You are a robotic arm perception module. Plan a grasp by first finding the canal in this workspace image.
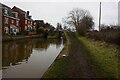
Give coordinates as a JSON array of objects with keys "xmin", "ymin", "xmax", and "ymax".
[{"xmin": 2, "ymin": 38, "xmax": 64, "ymax": 78}]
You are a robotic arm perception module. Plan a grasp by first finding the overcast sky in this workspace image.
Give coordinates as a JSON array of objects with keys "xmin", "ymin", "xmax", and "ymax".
[{"xmin": 1, "ymin": 1, "xmax": 118, "ymax": 30}]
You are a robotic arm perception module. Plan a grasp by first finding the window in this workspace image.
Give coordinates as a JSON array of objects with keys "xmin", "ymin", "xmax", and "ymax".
[
  {"xmin": 28, "ymin": 25, "xmax": 32, "ymax": 31},
  {"xmin": 4, "ymin": 17, "xmax": 8, "ymax": 24},
  {"xmin": 11, "ymin": 20, "xmax": 14, "ymax": 24},
  {"xmin": 4, "ymin": 27, "xmax": 9, "ymax": 33},
  {"xmin": 25, "ymin": 26, "xmax": 27, "ymax": 30},
  {"xmin": 28, "ymin": 21, "xmax": 30, "ymax": 24},
  {"xmin": 17, "ymin": 29, "xmax": 19, "ymax": 32},
  {"xmin": 34, "ymin": 22, "xmax": 36, "ymax": 25},
  {"xmin": 31, "ymin": 22, "xmax": 32, "ymax": 25},
  {"xmin": 4, "ymin": 9, "xmax": 8, "ymax": 14},
  {"xmin": 10, "ymin": 28, "xmax": 13, "ymax": 33},
  {"xmin": 16, "ymin": 21, "xmax": 19, "ymax": 26},
  {"xmin": 25, "ymin": 14, "xmax": 27, "ymax": 18},
  {"xmin": 25, "ymin": 20, "xmax": 27, "ymax": 24},
  {"xmin": 15, "ymin": 12, "xmax": 18, "ymax": 18}
]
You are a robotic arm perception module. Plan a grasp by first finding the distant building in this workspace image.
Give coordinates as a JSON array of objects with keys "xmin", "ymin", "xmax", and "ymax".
[
  {"xmin": 1, "ymin": 3, "xmax": 55, "ymax": 36},
  {"xmin": 1, "ymin": 3, "xmax": 20, "ymax": 35},
  {"xmin": 34, "ymin": 20, "xmax": 49, "ymax": 30},
  {"xmin": 34, "ymin": 20, "xmax": 44, "ymax": 27},
  {"xmin": 34, "ymin": 20, "xmax": 55, "ymax": 33},
  {"xmin": 34, "ymin": 20, "xmax": 44, "ymax": 24},
  {"xmin": 45, "ymin": 23, "xmax": 52, "ymax": 31},
  {"xmin": 12, "ymin": 6, "xmax": 34, "ymax": 32}
]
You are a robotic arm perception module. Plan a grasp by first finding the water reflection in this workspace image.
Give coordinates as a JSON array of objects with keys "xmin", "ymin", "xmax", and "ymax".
[
  {"xmin": 34, "ymin": 39, "xmax": 62, "ymax": 51},
  {"xmin": 2, "ymin": 38, "xmax": 63, "ymax": 78},
  {"xmin": 2, "ymin": 38, "xmax": 63, "ymax": 68},
  {"xmin": 3, "ymin": 40, "xmax": 32, "ymax": 67}
]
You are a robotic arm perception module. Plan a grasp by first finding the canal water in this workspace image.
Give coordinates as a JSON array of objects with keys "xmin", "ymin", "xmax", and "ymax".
[{"xmin": 2, "ymin": 38, "xmax": 64, "ymax": 78}]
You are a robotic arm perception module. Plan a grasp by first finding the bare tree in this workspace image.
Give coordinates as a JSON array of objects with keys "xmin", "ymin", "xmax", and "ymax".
[
  {"xmin": 64, "ymin": 8, "xmax": 94, "ymax": 35},
  {"xmin": 66, "ymin": 8, "xmax": 89, "ymax": 28}
]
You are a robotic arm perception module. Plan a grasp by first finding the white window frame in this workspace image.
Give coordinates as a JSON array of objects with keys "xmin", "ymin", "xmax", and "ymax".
[
  {"xmin": 34, "ymin": 22, "xmax": 36, "ymax": 25},
  {"xmin": 15, "ymin": 12, "xmax": 18, "ymax": 18},
  {"xmin": 25, "ymin": 14, "xmax": 27, "ymax": 18},
  {"xmin": 25, "ymin": 26, "xmax": 27, "ymax": 30},
  {"xmin": 28, "ymin": 21, "xmax": 30, "ymax": 24},
  {"xmin": 11, "ymin": 20, "xmax": 14, "ymax": 24},
  {"xmin": 16, "ymin": 21, "xmax": 19, "ymax": 26},
  {"xmin": 4, "ymin": 17, "xmax": 8, "ymax": 24},
  {"xmin": 4, "ymin": 27, "xmax": 9, "ymax": 33},
  {"xmin": 4, "ymin": 9, "xmax": 8, "ymax": 15},
  {"xmin": 25, "ymin": 20, "xmax": 27, "ymax": 24}
]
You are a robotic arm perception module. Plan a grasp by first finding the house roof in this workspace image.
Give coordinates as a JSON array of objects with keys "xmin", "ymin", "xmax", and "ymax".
[
  {"xmin": 34, "ymin": 20, "xmax": 44, "ymax": 23},
  {"xmin": 1, "ymin": 3, "xmax": 12, "ymax": 13},
  {"xmin": 12, "ymin": 6, "xmax": 33, "ymax": 20},
  {"xmin": 1, "ymin": 3, "xmax": 11, "ymax": 9},
  {"xmin": 1, "ymin": 3, "xmax": 19, "ymax": 19},
  {"xmin": 12, "ymin": 6, "xmax": 26, "ymax": 14}
]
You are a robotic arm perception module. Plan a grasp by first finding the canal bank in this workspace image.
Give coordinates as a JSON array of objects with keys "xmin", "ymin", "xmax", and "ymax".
[
  {"xmin": 2, "ymin": 34, "xmax": 43, "ymax": 42},
  {"xmin": 42, "ymin": 31, "xmax": 71, "ymax": 78},
  {"xmin": 2, "ymin": 33, "xmax": 61, "ymax": 42},
  {"xmin": 42, "ymin": 32, "xmax": 118, "ymax": 78},
  {"xmin": 2, "ymin": 30, "xmax": 64, "ymax": 42}
]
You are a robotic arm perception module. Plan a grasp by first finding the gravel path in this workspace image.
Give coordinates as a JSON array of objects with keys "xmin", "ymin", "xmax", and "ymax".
[{"xmin": 64, "ymin": 32, "xmax": 95, "ymax": 78}]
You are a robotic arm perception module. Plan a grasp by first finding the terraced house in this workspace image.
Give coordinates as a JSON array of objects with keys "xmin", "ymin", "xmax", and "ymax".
[
  {"xmin": 12, "ymin": 6, "xmax": 36, "ymax": 35},
  {"xmin": 1, "ymin": 3, "xmax": 20, "ymax": 35},
  {"xmin": 1, "ymin": 3, "xmax": 36, "ymax": 35}
]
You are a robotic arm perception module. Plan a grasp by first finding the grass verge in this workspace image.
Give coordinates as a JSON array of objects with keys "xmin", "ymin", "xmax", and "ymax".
[
  {"xmin": 48, "ymin": 35, "xmax": 58, "ymax": 39},
  {"xmin": 76, "ymin": 33, "xmax": 119, "ymax": 78}
]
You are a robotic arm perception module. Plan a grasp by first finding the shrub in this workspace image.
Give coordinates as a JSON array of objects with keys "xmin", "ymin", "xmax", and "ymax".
[
  {"xmin": 85, "ymin": 27, "xmax": 120, "ymax": 46},
  {"xmin": 37, "ymin": 27, "xmax": 45, "ymax": 34}
]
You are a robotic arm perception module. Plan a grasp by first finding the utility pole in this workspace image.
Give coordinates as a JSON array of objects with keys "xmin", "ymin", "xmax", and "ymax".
[{"xmin": 99, "ymin": 2, "xmax": 101, "ymax": 31}]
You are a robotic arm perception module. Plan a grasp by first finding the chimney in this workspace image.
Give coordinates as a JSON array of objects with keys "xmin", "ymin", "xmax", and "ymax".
[
  {"xmin": 29, "ymin": 16, "xmax": 31, "ymax": 19},
  {"xmin": 27, "ymin": 11, "xmax": 29, "ymax": 16}
]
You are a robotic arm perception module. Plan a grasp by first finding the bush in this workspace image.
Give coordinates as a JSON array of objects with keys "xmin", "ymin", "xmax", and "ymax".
[
  {"xmin": 85, "ymin": 27, "xmax": 120, "ymax": 46},
  {"xmin": 37, "ymin": 27, "xmax": 45, "ymax": 34}
]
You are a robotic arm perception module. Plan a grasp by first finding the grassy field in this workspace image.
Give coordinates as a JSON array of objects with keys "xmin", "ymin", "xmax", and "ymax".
[{"xmin": 76, "ymin": 33, "xmax": 119, "ymax": 78}]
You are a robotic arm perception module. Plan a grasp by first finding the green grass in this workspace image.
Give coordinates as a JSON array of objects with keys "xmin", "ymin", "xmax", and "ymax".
[
  {"xmin": 43, "ymin": 32, "xmax": 119, "ymax": 78},
  {"xmin": 42, "ymin": 57, "xmax": 69, "ymax": 78},
  {"xmin": 76, "ymin": 33, "xmax": 119, "ymax": 78},
  {"xmin": 48, "ymin": 35, "xmax": 58, "ymax": 39}
]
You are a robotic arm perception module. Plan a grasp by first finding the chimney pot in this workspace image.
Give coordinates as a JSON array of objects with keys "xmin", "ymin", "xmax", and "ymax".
[{"xmin": 27, "ymin": 11, "xmax": 29, "ymax": 16}]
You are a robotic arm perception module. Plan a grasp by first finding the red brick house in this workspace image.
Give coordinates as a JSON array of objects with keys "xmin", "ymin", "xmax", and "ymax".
[
  {"xmin": 1, "ymin": 3, "xmax": 20, "ymax": 35},
  {"xmin": 12, "ymin": 6, "xmax": 34, "ymax": 34}
]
